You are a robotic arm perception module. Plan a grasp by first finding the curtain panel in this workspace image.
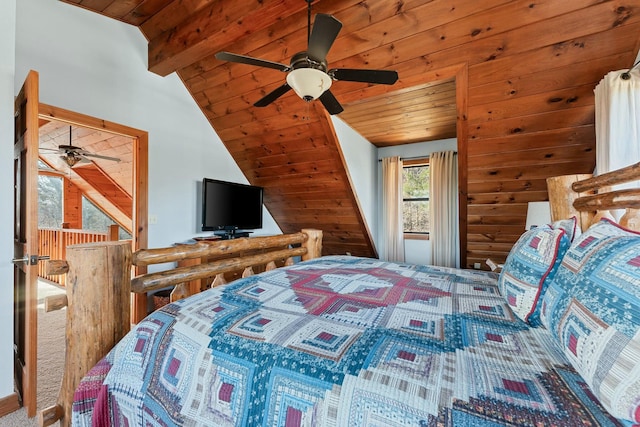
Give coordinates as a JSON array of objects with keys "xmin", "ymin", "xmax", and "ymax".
[
  {"xmin": 429, "ymin": 151, "xmax": 459, "ymax": 268},
  {"xmin": 594, "ymin": 68, "xmax": 640, "ymax": 219},
  {"xmin": 595, "ymin": 69, "xmax": 640, "ymax": 179},
  {"xmin": 381, "ymin": 156, "xmax": 405, "ymax": 262}
]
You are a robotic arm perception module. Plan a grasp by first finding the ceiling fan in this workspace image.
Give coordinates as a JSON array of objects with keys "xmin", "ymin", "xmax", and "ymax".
[
  {"xmin": 40, "ymin": 126, "xmax": 121, "ymax": 168},
  {"xmin": 215, "ymin": 0, "xmax": 399, "ymax": 115}
]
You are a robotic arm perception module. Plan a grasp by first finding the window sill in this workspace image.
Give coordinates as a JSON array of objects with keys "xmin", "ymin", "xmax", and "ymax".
[{"xmin": 404, "ymin": 233, "xmax": 429, "ymax": 241}]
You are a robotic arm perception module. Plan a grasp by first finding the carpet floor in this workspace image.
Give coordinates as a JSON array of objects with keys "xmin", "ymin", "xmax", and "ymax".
[{"xmin": 0, "ymin": 281, "xmax": 66, "ymax": 427}]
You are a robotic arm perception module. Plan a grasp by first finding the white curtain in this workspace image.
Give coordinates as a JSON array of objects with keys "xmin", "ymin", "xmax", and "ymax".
[
  {"xmin": 595, "ymin": 68, "xmax": 640, "ymax": 186},
  {"xmin": 429, "ymin": 151, "xmax": 459, "ymax": 268},
  {"xmin": 382, "ymin": 156, "xmax": 405, "ymax": 262}
]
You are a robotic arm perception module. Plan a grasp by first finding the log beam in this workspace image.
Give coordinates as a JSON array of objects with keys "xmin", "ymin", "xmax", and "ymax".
[{"xmin": 147, "ymin": 0, "xmax": 306, "ymax": 76}]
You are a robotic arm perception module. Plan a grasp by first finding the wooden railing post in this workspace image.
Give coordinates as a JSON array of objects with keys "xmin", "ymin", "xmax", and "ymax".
[
  {"xmin": 301, "ymin": 229, "xmax": 322, "ymax": 261},
  {"xmin": 39, "ymin": 241, "xmax": 132, "ymax": 427},
  {"xmin": 58, "ymin": 230, "xmax": 66, "ymax": 286},
  {"xmin": 546, "ymin": 174, "xmax": 595, "ymax": 232},
  {"xmin": 108, "ymin": 224, "xmax": 119, "ymax": 241}
]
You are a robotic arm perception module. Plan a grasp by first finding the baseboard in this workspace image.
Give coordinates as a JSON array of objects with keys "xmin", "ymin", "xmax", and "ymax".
[{"xmin": 0, "ymin": 392, "xmax": 21, "ymax": 417}]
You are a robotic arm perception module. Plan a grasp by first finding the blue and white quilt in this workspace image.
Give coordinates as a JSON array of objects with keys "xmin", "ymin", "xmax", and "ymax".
[{"xmin": 72, "ymin": 256, "xmax": 627, "ymax": 426}]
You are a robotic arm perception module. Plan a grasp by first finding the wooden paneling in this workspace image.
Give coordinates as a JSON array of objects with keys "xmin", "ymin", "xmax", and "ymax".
[
  {"xmin": 63, "ymin": 177, "xmax": 82, "ymax": 229},
  {"xmin": 338, "ymin": 79, "xmax": 457, "ymax": 146},
  {"xmin": 73, "ymin": 164, "xmax": 133, "ymax": 218},
  {"xmin": 64, "ymin": 0, "xmax": 640, "ymax": 266}
]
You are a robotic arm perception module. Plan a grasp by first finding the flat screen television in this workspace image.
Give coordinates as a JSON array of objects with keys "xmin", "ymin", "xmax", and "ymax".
[{"xmin": 201, "ymin": 178, "xmax": 263, "ymax": 239}]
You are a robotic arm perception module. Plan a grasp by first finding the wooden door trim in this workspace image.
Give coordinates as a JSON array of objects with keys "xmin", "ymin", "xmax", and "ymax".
[{"xmin": 37, "ymin": 104, "xmax": 149, "ymax": 321}]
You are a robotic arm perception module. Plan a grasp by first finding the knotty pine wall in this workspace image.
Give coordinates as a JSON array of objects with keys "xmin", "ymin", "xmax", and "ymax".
[{"xmin": 193, "ymin": 0, "xmax": 639, "ymax": 268}]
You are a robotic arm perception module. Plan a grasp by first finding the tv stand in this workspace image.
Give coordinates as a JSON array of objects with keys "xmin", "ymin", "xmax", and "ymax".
[{"xmin": 214, "ymin": 229, "xmax": 252, "ymax": 240}]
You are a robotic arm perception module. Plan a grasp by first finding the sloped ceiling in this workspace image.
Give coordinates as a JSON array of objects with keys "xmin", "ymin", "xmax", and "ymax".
[
  {"xmin": 38, "ymin": 120, "xmax": 133, "ymax": 230},
  {"xmin": 61, "ymin": 0, "xmax": 640, "ymax": 265}
]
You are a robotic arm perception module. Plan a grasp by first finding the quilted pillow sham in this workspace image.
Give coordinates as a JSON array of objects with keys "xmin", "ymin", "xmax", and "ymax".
[
  {"xmin": 497, "ymin": 225, "xmax": 569, "ymax": 326},
  {"xmin": 550, "ymin": 216, "xmax": 580, "ymax": 243},
  {"xmin": 540, "ymin": 219, "xmax": 640, "ymax": 423}
]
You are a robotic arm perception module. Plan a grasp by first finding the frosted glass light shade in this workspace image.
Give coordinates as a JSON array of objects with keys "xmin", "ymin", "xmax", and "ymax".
[
  {"xmin": 286, "ymin": 68, "xmax": 332, "ymax": 101},
  {"xmin": 525, "ymin": 201, "xmax": 551, "ymax": 230}
]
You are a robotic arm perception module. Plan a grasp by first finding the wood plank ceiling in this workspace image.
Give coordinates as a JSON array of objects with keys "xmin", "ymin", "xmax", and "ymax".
[
  {"xmin": 62, "ymin": 0, "xmax": 640, "ymax": 265},
  {"xmin": 38, "ymin": 120, "xmax": 134, "ymax": 230}
]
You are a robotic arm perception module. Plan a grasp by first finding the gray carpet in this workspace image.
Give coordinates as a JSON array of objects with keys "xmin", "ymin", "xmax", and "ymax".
[{"xmin": 0, "ymin": 282, "xmax": 66, "ymax": 426}]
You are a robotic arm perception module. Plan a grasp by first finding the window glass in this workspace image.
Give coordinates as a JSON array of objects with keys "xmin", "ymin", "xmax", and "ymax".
[
  {"xmin": 82, "ymin": 197, "xmax": 132, "ymax": 239},
  {"xmin": 402, "ymin": 163, "xmax": 430, "ymax": 234},
  {"xmin": 38, "ymin": 174, "xmax": 63, "ymax": 228}
]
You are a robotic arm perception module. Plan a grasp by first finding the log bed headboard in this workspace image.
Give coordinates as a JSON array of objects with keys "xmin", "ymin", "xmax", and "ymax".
[
  {"xmin": 547, "ymin": 161, "xmax": 640, "ymax": 232},
  {"xmin": 38, "ymin": 161, "xmax": 640, "ymax": 427}
]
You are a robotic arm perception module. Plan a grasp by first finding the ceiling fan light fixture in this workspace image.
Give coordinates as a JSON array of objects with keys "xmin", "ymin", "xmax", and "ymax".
[
  {"xmin": 62, "ymin": 154, "xmax": 81, "ymax": 167},
  {"xmin": 286, "ymin": 68, "xmax": 332, "ymax": 101}
]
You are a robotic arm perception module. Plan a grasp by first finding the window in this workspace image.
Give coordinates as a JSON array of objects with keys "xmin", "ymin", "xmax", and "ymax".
[
  {"xmin": 38, "ymin": 174, "xmax": 63, "ymax": 228},
  {"xmin": 37, "ymin": 161, "xmax": 131, "ymax": 239},
  {"xmin": 82, "ymin": 197, "xmax": 132, "ymax": 240},
  {"xmin": 402, "ymin": 159, "xmax": 430, "ymax": 237}
]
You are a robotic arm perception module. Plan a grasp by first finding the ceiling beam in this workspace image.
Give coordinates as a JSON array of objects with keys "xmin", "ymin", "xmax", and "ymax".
[{"xmin": 147, "ymin": 0, "xmax": 308, "ymax": 76}]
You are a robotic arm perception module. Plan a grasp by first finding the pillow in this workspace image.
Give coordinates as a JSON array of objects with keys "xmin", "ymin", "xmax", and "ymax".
[
  {"xmin": 540, "ymin": 219, "xmax": 640, "ymax": 423},
  {"xmin": 497, "ymin": 225, "xmax": 570, "ymax": 326},
  {"xmin": 550, "ymin": 216, "xmax": 581, "ymax": 243}
]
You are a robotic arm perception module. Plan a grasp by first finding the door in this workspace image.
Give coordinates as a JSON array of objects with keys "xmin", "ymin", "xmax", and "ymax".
[{"xmin": 13, "ymin": 70, "xmax": 40, "ymax": 417}]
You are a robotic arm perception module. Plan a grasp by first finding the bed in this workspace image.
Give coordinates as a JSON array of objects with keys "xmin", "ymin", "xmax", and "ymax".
[{"xmin": 43, "ymin": 164, "xmax": 640, "ymax": 426}]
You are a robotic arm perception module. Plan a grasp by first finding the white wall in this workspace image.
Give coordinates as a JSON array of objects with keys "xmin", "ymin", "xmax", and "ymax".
[
  {"xmin": 377, "ymin": 138, "xmax": 457, "ymax": 265},
  {"xmin": 0, "ymin": 0, "xmax": 17, "ymax": 400},
  {"xmin": 330, "ymin": 116, "xmax": 378, "ymax": 251},
  {"xmin": 14, "ymin": 0, "xmax": 282, "ymax": 250}
]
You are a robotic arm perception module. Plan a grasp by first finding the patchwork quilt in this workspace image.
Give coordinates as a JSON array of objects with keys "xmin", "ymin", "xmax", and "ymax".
[{"xmin": 72, "ymin": 256, "xmax": 628, "ymax": 426}]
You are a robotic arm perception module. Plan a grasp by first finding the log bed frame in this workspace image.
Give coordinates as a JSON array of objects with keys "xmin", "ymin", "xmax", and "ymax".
[
  {"xmin": 39, "ymin": 229, "xmax": 322, "ymax": 427},
  {"xmin": 37, "ymin": 161, "xmax": 640, "ymax": 427}
]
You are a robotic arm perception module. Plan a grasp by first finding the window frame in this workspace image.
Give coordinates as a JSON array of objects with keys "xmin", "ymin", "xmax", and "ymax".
[{"xmin": 402, "ymin": 158, "xmax": 430, "ymax": 240}]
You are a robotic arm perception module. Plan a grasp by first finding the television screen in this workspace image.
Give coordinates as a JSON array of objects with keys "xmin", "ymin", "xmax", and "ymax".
[{"xmin": 201, "ymin": 178, "xmax": 263, "ymax": 233}]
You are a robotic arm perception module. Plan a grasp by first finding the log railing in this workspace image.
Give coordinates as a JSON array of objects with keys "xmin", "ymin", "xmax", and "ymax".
[
  {"xmin": 38, "ymin": 229, "xmax": 322, "ymax": 427},
  {"xmin": 37, "ymin": 225, "xmax": 120, "ymax": 286}
]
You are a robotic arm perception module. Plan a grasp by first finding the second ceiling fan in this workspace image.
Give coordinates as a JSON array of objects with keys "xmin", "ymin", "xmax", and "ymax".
[
  {"xmin": 215, "ymin": 0, "xmax": 399, "ymax": 115},
  {"xmin": 41, "ymin": 126, "xmax": 121, "ymax": 168}
]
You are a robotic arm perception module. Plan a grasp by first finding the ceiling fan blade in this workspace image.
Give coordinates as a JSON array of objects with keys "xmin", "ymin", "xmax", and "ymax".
[
  {"xmin": 215, "ymin": 52, "xmax": 289, "ymax": 72},
  {"xmin": 80, "ymin": 152, "xmax": 121, "ymax": 162},
  {"xmin": 329, "ymin": 68, "xmax": 399, "ymax": 85},
  {"xmin": 254, "ymin": 83, "xmax": 292, "ymax": 107},
  {"xmin": 308, "ymin": 14, "xmax": 342, "ymax": 61},
  {"xmin": 319, "ymin": 90, "xmax": 344, "ymax": 115},
  {"xmin": 58, "ymin": 144, "xmax": 79, "ymax": 151},
  {"xmin": 76, "ymin": 155, "xmax": 92, "ymax": 164}
]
